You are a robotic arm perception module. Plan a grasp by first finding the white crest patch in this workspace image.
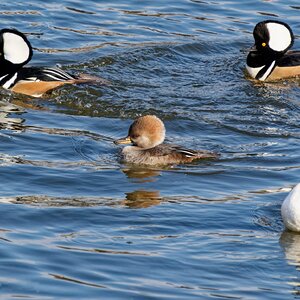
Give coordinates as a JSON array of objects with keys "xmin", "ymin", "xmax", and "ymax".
[
  {"xmin": 3, "ymin": 32, "xmax": 30, "ymax": 64},
  {"xmin": 267, "ymin": 22, "xmax": 292, "ymax": 52}
]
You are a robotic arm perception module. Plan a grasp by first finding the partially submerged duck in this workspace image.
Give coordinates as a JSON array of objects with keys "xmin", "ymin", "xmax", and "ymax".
[
  {"xmin": 246, "ymin": 20, "xmax": 300, "ymax": 81},
  {"xmin": 281, "ymin": 183, "xmax": 300, "ymax": 232},
  {"xmin": 0, "ymin": 28, "xmax": 107, "ymax": 97},
  {"xmin": 114, "ymin": 115, "xmax": 218, "ymax": 166}
]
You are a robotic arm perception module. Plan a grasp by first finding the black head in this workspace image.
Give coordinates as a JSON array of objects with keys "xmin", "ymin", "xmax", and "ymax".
[
  {"xmin": 252, "ymin": 20, "xmax": 294, "ymax": 54},
  {"xmin": 0, "ymin": 28, "xmax": 33, "ymax": 77}
]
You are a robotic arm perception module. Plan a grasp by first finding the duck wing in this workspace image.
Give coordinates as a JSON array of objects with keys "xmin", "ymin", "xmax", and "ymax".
[
  {"xmin": 277, "ymin": 51, "xmax": 300, "ymax": 67},
  {"xmin": 17, "ymin": 67, "xmax": 76, "ymax": 82},
  {"xmin": 148, "ymin": 144, "xmax": 218, "ymax": 159}
]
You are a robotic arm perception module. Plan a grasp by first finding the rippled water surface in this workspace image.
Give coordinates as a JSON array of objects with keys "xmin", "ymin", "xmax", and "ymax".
[{"xmin": 0, "ymin": 0, "xmax": 300, "ymax": 299}]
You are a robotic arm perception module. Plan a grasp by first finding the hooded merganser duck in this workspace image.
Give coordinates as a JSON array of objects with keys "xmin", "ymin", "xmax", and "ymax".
[
  {"xmin": 114, "ymin": 115, "xmax": 218, "ymax": 166},
  {"xmin": 0, "ymin": 28, "xmax": 105, "ymax": 97},
  {"xmin": 281, "ymin": 183, "xmax": 300, "ymax": 232},
  {"xmin": 246, "ymin": 20, "xmax": 300, "ymax": 81}
]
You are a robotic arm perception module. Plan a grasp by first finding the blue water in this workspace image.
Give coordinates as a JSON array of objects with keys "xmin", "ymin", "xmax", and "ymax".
[{"xmin": 0, "ymin": 0, "xmax": 299, "ymax": 299}]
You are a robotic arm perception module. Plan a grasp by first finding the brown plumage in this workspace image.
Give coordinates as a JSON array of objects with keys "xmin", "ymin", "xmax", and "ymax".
[
  {"xmin": 10, "ymin": 72, "xmax": 107, "ymax": 97},
  {"xmin": 114, "ymin": 115, "xmax": 218, "ymax": 166},
  {"xmin": 11, "ymin": 80, "xmax": 69, "ymax": 97},
  {"xmin": 267, "ymin": 54, "xmax": 300, "ymax": 80}
]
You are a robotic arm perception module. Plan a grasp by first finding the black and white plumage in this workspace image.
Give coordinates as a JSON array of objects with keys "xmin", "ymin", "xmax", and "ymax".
[
  {"xmin": 246, "ymin": 20, "xmax": 300, "ymax": 81},
  {"xmin": 18, "ymin": 67, "xmax": 76, "ymax": 82},
  {"xmin": 0, "ymin": 28, "xmax": 105, "ymax": 97},
  {"xmin": 0, "ymin": 28, "xmax": 32, "ymax": 72},
  {"xmin": 0, "ymin": 29, "xmax": 32, "ymax": 88}
]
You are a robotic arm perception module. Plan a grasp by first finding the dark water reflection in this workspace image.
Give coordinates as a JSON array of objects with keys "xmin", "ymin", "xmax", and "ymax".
[{"xmin": 0, "ymin": 0, "xmax": 299, "ymax": 299}]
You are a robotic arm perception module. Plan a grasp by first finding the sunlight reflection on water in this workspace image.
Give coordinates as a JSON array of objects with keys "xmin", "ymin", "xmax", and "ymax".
[{"xmin": 0, "ymin": 0, "xmax": 299, "ymax": 299}]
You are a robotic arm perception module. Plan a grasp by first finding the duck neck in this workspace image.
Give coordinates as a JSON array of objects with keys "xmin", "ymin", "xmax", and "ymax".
[
  {"xmin": 0, "ymin": 58, "xmax": 21, "ymax": 78},
  {"xmin": 247, "ymin": 50, "xmax": 279, "ymax": 68},
  {"xmin": 247, "ymin": 50, "xmax": 282, "ymax": 80}
]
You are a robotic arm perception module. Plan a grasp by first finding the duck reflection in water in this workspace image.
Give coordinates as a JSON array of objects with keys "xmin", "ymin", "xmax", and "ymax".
[
  {"xmin": 121, "ymin": 166, "xmax": 162, "ymax": 208},
  {"xmin": 0, "ymin": 101, "xmax": 25, "ymax": 131},
  {"xmin": 123, "ymin": 190, "xmax": 162, "ymax": 209},
  {"xmin": 280, "ymin": 231, "xmax": 300, "ymax": 295},
  {"xmin": 0, "ymin": 93, "xmax": 49, "ymax": 131},
  {"xmin": 122, "ymin": 167, "xmax": 161, "ymax": 183},
  {"xmin": 280, "ymin": 231, "xmax": 300, "ymax": 264},
  {"xmin": 121, "ymin": 167, "xmax": 162, "ymax": 208}
]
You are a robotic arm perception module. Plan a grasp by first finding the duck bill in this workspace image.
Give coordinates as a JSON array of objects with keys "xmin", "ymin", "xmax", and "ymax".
[
  {"xmin": 250, "ymin": 44, "xmax": 257, "ymax": 51},
  {"xmin": 114, "ymin": 136, "xmax": 132, "ymax": 145}
]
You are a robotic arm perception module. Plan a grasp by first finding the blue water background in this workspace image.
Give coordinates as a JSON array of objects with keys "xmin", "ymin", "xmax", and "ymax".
[{"xmin": 0, "ymin": 0, "xmax": 299, "ymax": 299}]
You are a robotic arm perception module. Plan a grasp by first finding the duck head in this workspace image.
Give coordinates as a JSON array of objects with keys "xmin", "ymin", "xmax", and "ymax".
[
  {"xmin": 114, "ymin": 115, "xmax": 166, "ymax": 149},
  {"xmin": 0, "ymin": 28, "xmax": 33, "ymax": 79}
]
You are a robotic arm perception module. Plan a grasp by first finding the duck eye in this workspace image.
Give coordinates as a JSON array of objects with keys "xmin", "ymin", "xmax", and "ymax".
[{"xmin": 262, "ymin": 42, "xmax": 267, "ymax": 47}]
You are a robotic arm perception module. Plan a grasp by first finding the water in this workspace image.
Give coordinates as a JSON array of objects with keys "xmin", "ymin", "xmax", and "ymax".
[{"xmin": 0, "ymin": 0, "xmax": 299, "ymax": 299}]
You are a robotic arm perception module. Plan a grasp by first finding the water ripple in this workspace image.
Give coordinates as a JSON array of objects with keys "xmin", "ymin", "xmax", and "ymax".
[{"xmin": 0, "ymin": 0, "xmax": 299, "ymax": 299}]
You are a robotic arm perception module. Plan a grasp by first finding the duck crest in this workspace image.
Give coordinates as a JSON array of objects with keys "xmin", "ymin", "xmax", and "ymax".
[
  {"xmin": 266, "ymin": 21, "xmax": 293, "ymax": 52},
  {"xmin": 0, "ymin": 29, "xmax": 33, "ymax": 81}
]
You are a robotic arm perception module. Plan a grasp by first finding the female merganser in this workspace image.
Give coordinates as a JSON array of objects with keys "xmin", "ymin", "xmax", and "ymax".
[{"xmin": 114, "ymin": 115, "xmax": 218, "ymax": 166}]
